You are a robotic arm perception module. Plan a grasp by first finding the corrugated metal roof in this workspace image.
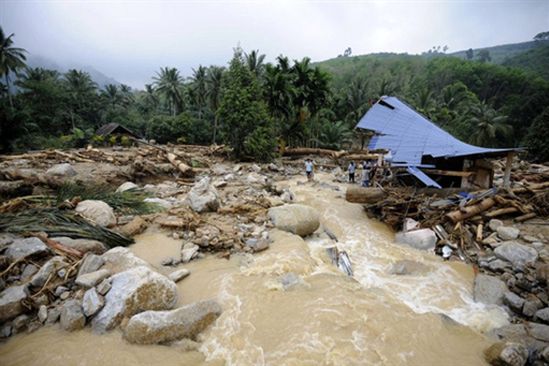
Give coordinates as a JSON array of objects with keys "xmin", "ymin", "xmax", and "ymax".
[
  {"xmin": 406, "ymin": 166, "xmax": 442, "ymax": 189},
  {"xmin": 356, "ymin": 96, "xmax": 518, "ymax": 166}
]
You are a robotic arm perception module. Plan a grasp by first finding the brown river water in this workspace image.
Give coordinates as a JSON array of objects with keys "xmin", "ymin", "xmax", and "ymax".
[{"xmin": 0, "ymin": 174, "xmax": 510, "ymax": 366}]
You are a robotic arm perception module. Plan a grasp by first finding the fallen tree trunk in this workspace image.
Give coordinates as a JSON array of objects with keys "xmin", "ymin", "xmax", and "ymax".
[
  {"xmin": 282, "ymin": 147, "xmax": 342, "ymax": 158},
  {"xmin": 345, "ymin": 187, "xmax": 387, "ymax": 204},
  {"xmin": 166, "ymin": 152, "xmax": 194, "ymax": 178},
  {"xmin": 446, "ymin": 197, "xmax": 496, "ymax": 222}
]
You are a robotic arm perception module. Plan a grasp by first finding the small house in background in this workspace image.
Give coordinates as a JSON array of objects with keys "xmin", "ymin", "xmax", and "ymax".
[
  {"xmin": 355, "ymin": 96, "xmax": 521, "ymax": 189},
  {"xmin": 95, "ymin": 123, "xmax": 141, "ymax": 144}
]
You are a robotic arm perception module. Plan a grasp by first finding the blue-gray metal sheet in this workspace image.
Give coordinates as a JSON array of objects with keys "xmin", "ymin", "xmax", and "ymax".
[
  {"xmin": 406, "ymin": 166, "xmax": 442, "ymax": 189},
  {"xmin": 356, "ymin": 96, "xmax": 519, "ymax": 165}
]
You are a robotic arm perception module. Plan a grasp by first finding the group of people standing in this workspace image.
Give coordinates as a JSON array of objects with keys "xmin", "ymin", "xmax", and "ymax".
[
  {"xmin": 304, "ymin": 157, "xmax": 392, "ymax": 187},
  {"xmin": 348, "ymin": 160, "xmax": 392, "ymax": 187}
]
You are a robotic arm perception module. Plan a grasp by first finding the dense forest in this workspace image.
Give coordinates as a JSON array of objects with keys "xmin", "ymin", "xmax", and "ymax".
[{"xmin": 1, "ymin": 26, "xmax": 548, "ymax": 161}]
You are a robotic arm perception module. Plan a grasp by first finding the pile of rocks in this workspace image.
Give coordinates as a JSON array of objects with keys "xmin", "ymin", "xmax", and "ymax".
[{"xmin": 0, "ymin": 237, "xmax": 221, "ymax": 345}]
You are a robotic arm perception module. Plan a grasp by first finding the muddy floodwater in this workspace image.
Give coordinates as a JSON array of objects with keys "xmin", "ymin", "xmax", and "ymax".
[{"xmin": 0, "ymin": 174, "xmax": 509, "ymax": 366}]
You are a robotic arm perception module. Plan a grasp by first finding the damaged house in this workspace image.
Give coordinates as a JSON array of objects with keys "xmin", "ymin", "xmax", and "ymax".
[{"xmin": 355, "ymin": 96, "xmax": 521, "ymax": 189}]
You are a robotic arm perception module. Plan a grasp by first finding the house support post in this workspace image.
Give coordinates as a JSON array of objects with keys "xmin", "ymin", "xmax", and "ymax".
[{"xmin": 503, "ymin": 152, "xmax": 514, "ymax": 188}]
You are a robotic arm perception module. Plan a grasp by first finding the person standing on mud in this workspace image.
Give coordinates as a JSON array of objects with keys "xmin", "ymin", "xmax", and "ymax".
[
  {"xmin": 305, "ymin": 158, "xmax": 314, "ymax": 181},
  {"xmin": 348, "ymin": 161, "xmax": 356, "ymax": 183}
]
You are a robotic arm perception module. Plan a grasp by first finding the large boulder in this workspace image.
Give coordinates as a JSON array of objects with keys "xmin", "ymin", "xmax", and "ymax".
[
  {"xmin": 497, "ymin": 226, "xmax": 520, "ymax": 241},
  {"xmin": 75, "ymin": 269, "xmax": 111, "ymax": 288},
  {"xmin": 494, "ymin": 242, "xmax": 538, "ymax": 267},
  {"xmin": 116, "ymin": 182, "xmax": 138, "ymax": 193},
  {"xmin": 77, "ymin": 254, "xmax": 105, "ymax": 277},
  {"xmin": 51, "ymin": 237, "xmax": 107, "ymax": 254},
  {"xmin": 123, "ymin": 299, "xmax": 222, "ymax": 344},
  {"xmin": 268, "ymin": 204, "xmax": 320, "ymax": 237},
  {"xmin": 185, "ymin": 177, "xmax": 220, "ymax": 213},
  {"xmin": 101, "ymin": 247, "xmax": 150, "ymax": 274},
  {"xmin": 91, "ymin": 266, "xmax": 177, "ymax": 333},
  {"xmin": 30, "ymin": 256, "xmax": 68, "ymax": 287},
  {"xmin": 60, "ymin": 299, "xmax": 85, "ymax": 331},
  {"xmin": 395, "ymin": 229, "xmax": 437, "ymax": 251},
  {"xmin": 474, "ymin": 274, "xmax": 508, "ymax": 305},
  {"xmin": 5, "ymin": 237, "xmax": 50, "ymax": 261},
  {"xmin": 75, "ymin": 200, "xmax": 116, "ymax": 227},
  {"xmin": 82, "ymin": 288, "xmax": 105, "ymax": 317},
  {"xmin": 484, "ymin": 342, "xmax": 528, "ymax": 366},
  {"xmin": 46, "ymin": 163, "xmax": 77, "ymax": 177},
  {"xmin": 0, "ymin": 285, "xmax": 29, "ymax": 322}
]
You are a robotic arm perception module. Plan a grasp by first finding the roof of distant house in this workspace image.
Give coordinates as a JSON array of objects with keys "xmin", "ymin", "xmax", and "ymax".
[
  {"xmin": 355, "ymin": 96, "xmax": 520, "ymax": 167},
  {"xmin": 96, "ymin": 123, "xmax": 140, "ymax": 138}
]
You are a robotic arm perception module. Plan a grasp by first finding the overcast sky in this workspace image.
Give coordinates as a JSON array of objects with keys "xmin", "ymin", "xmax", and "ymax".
[{"xmin": 2, "ymin": 0, "xmax": 548, "ymax": 88}]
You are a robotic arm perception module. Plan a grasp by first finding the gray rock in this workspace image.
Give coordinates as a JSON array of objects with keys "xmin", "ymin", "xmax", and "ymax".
[
  {"xmin": 168, "ymin": 269, "xmax": 190, "ymax": 283},
  {"xmin": 185, "ymin": 177, "xmax": 220, "ymax": 213},
  {"xmin": 488, "ymin": 259, "xmax": 512, "ymax": 272},
  {"xmin": 55, "ymin": 286, "xmax": 69, "ymax": 297},
  {"xmin": 116, "ymin": 182, "xmax": 138, "ymax": 193},
  {"xmin": 101, "ymin": 247, "xmax": 150, "ymax": 274},
  {"xmin": 522, "ymin": 235, "xmax": 539, "ymax": 243},
  {"xmin": 494, "ymin": 242, "xmax": 538, "ymax": 267},
  {"xmin": 523, "ymin": 298, "xmax": 544, "ymax": 318},
  {"xmin": 75, "ymin": 269, "xmax": 111, "ymax": 288},
  {"xmin": 535, "ymin": 308, "xmax": 549, "ymax": 323},
  {"xmin": 75, "ymin": 200, "xmax": 116, "ymax": 227},
  {"xmin": 38, "ymin": 305, "xmax": 48, "ymax": 323},
  {"xmin": 21, "ymin": 264, "xmax": 39, "ymax": 281},
  {"xmin": 46, "ymin": 307, "xmax": 61, "ymax": 324},
  {"xmin": 123, "ymin": 299, "xmax": 222, "ymax": 344},
  {"xmin": 46, "ymin": 163, "xmax": 76, "ymax": 177},
  {"xmin": 5, "ymin": 237, "xmax": 50, "ymax": 261},
  {"xmin": 541, "ymin": 347, "xmax": 549, "ymax": 362},
  {"xmin": 245, "ymin": 238, "xmax": 269, "ymax": 252},
  {"xmin": 30, "ymin": 256, "xmax": 68, "ymax": 287},
  {"xmin": 78, "ymin": 254, "xmax": 105, "ymax": 277},
  {"xmin": 181, "ymin": 243, "xmax": 199, "ymax": 263},
  {"xmin": 497, "ymin": 226, "xmax": 520, "ymax": 241},
  {"xmin": 268, "ymin": 204, "xmax": 320, "ymax": 237},
  {"xmin": 82, "ymin": 288, "xmax": 105, "ymax": 317},
  {"xmin": 474, "ymin": 274, "xmax": 508, "ymax": 305},
  {"xmin": 60, "ymin": 291, "xmax": 70, "ymax": 300},
  {"xmin": 484, "ymin": 342, "xmax": 528, "ymax": 366},
  {"xmin": 60, "ymin": 300, "xmax": 85, "ymax": 331},
  {"xmin": 504, "ymin": 292, "xmax": 525, "ymax": 313},
  {"xmin": 395, "ymin": 229, "xmax": 437, "ymax": 251},
  {"xmin": 279, "ymin": 273, "xmax": 303, "ymax": 290},
  {"xmin": 12, "ymin": 314, "xmax": 30, "ymax": 333},
  {"xmin": 0, "ymin": 285, "xmax": 29, "ymax": 322},
  {"xmin": 51, "ymin": 237, "xmax": 107, "ymax": 254},
  {"xmin": 488, "ymin": 219, "xmax": 504, "ymax": 232},
  {"xmin": 91, "ymin": 266, "xmax": 177, "ymax": 333},
  {"xmin": 528, "ymin": 322, "xmax": 549, "ymax": 342},
  {"xmin": 161, "ymin": 257, "xmax": 180, "ymax": 266},
  {"xmin": 96, "ymin": 278, "xmax": 112, "ymax": 295},
  {"xmin": 0, "ymin": 324, "xmax": 11, "ymax": 338}
]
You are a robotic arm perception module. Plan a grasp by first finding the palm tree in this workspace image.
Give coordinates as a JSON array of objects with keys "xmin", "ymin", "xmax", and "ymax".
[
  {"xmin": 153, "ymin": 67, "xmax": 183, "ymax": 116},
  {"xmin": 317, "ymin": 120, "xmax": 353, "ymax": 150},
  {"xmin": 102, "ymin": 84, "xmax": 122, "ymax": 107},
  {"xmin": 343, "ymin": 77, "xmax": 370, "ymax": 125},
  {"xmin": 0, "ymin": 27, "xmax": 27, "ymax": 108},
  {"xmin": 469, "ymin": 101, "xmax": 512, "ymax": 147},
  {"xmin": 206, "ymin": 66, "xmax": 224, "ymax": 143},
  {"xmin": 245, "ymin": 50, "xmax": 266, "ymax": 78},
  {"xmin": 190, "ymin": 65, "xmax": 208, "ymax": 119},
  {"xmin": 63, "ymin": 69, "xmax": 97, "ymax": 128}
]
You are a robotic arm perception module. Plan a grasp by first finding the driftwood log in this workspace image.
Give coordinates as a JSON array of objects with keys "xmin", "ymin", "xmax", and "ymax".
[
  {"xmin": 166, "ymin": 153, "xmax": 194, "ymax": 178},
  {"xmin": 345, "ymin": 187, "xmax": 387, "ymax": 204},
  {"xmin": 446, "ymin": 198, "xmax": 496, "ymax": 222}
]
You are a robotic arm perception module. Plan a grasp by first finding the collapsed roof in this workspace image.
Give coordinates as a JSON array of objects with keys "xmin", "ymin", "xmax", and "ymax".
[
  {"xmin": 355, "ymin": 96, "xmax": 520, "ymax": 188},
  {"xmin": 356, "ymin": 96, "xmax": 518, "ymax": 167}
]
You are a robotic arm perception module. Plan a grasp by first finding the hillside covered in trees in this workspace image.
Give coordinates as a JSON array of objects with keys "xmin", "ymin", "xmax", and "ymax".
[{"xmin": 1, "ymin": 26, "xmax": 549, "ymax": 161}]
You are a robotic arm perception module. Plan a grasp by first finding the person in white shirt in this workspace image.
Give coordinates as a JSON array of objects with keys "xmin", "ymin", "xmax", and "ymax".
[
  {"xmin": 348, "ymin": 161, "xmax": 356, "ymax": 183},
  {"xmin": 305, "ymin": 159, "xmax": 314, "ymax": 181}
]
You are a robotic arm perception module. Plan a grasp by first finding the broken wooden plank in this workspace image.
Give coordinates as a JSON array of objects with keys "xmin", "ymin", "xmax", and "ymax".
[
  {"xmin": 485, "ymin": 207, "xmax": 519, "ymax": 218},
  {"xmin": 446, "ymin": 198, "xmax": 496, "ymax": 222}
]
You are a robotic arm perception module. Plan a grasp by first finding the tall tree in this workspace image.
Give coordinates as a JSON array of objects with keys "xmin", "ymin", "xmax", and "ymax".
[
  {"xmin": 0, "ymin": 27, "xmax": 27, "ymax": 108},
  {"xmin": 153, "ymin": 67, "xmax": 183, "ymax": 116},
  {"xmin": 190, "ymin": 65, "xmax": 208, "ymax": 119},
  {"xmin": 218, "ymin": 48, "xmax": 275, "ymax": 161},
  {"xmin": 469, "ymin": 101, "xmax": 512, "ymax": 146},
  {"xmin": 206, "ymin": 66, "xmax": 224, "ymax": 143},
  {"xmin": 245, "ymin": 50, "xmax": 266, "ymax": 78},
  {"xmin": 63, "ymin": 69, "xmax": 98, "ymax": 129}
]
